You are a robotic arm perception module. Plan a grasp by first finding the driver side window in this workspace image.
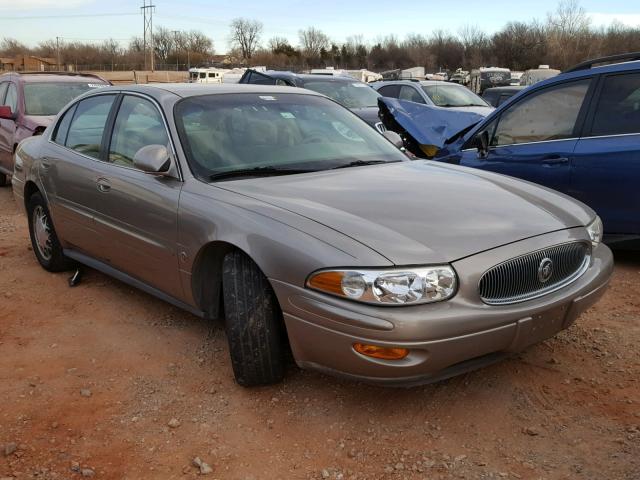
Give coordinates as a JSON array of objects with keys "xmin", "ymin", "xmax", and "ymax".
[{"xmin": 491, "ymin": 79, "xmax": 590, "ymax": 146}]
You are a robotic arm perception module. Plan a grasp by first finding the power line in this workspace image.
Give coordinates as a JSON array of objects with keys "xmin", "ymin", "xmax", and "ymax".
[{"xmin": 0, "ymin": 13, "xmax": 138, "ymax": 20}]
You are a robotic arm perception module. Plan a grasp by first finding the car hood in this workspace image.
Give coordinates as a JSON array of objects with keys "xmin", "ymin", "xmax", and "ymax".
[
  {"xmin": 378, "ymin": 97, "xmax": 487, "ymax": 149},
  {"xmin": 218, "ymin": 161, "xmax": 593, "ymax": 265},
  {"xmin": 349, "ymin": 106, "xmax": 381, "ymax": 127}
]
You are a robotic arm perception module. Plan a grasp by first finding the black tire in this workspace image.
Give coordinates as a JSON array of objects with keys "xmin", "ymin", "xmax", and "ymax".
[
  {"xmin": 0, "ymin": 172, "xmax": 7, "ymax": 187},
  {"xmin": 27, "ymin": 192, "xmax": 74, "ymax": 272},
  {"xmin": 222, "ymin": 250, "xmax": 286, "ymax": 387}
]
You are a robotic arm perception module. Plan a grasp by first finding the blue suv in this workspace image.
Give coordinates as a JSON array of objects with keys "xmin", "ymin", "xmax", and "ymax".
[{"xmin": 436, "ymin": 53, "xmax": 640, "ymax": 246}]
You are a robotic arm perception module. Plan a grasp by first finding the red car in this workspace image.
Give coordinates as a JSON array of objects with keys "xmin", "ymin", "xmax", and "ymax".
[{"xmin": 0, "ymin": 72, "xmax": 109, "ymax": 186}]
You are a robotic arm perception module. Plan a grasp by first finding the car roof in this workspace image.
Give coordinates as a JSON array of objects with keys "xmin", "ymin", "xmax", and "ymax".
[
  {"xmin": 104, "ymin": 82, "xmax": 323, "ymax": 98},
  {"xmin": 264, "ymin": 71, "xmax": 364, "ymax": 84},
  {"xmin": 0, "ymin": 72, "xmax": 108, "ymax": 84}
]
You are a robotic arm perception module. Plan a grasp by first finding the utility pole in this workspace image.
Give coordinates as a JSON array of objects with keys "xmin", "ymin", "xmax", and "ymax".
[
  {"xmin": 172, "ymin": 30, "xmax": 180, "ymax": 71},
  {"xmin": 141, "ymin": 0, "xmax": 156, "ymax": 71},
  {"xmin": 56, "ymin": 37, "xmax": 61, "ymax": 71}
]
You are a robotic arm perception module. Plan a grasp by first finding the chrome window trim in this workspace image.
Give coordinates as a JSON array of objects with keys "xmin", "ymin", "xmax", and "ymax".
[{"xmin": 47, "ymin": 90, "xmax": 183, "ymax": 182}]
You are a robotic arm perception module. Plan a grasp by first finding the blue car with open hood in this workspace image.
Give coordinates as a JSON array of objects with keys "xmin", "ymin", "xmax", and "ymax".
[{"xmin": 378, "ymin": 53, "xmax": 640, "ymax": 246}]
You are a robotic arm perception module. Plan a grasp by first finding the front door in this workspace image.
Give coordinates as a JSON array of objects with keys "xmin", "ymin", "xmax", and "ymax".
[
  {"xmin": 459, "ymin": 78, "xmax": 593, "ymax": 195},
  {"xmin": 89, "ymin": 94, "xmax": 183, "ymax": 299}
]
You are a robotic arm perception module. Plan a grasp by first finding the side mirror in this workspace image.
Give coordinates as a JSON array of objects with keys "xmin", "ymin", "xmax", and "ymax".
[
  {"xmin": 133, "ymin": 144, "xmax": 172, "ymax": 175},
  {"xmin": 382, "ymin": 130, "xmax": 404, "ymax": 149},
  {"xmin": 0, "ymin": 106, "xmax": 14, "ymax": 120},
  {"xmin": 476, "ymin": 130, "xmax": 489, "ymax": 159}
]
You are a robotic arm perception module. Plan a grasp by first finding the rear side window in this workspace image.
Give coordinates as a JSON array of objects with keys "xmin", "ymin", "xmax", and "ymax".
[
  {"xmin": 246, "ymin": 71, "xmax": 277, "ymax": 85},
  {"xmin": 0, "ymin": 83, "xmax": 8, "ymax": 104},
  {"xmin": 492, "ymin": 79, "xmax": 590, "ymax": 146},
  {"xmin": 590, "ymin": 73, "xmax": 640, "ymax": 136},
  {"xmin": 108, "ymin": 95, "xmax": 169, "ymax": 168},
  {"xmin": 377, "ymin": 85, "xmax": 400, "ymax": 98},
  {"xmin": 52, "ymin": 105, "xmax": 77, "ymax": 145},
  {"xmin": 65, "ymin": 95, "xmax": 116, "ymax": 159},
  {"xmin": 4, "ymin": 83, "xmax": 18, "ymax": 112}
]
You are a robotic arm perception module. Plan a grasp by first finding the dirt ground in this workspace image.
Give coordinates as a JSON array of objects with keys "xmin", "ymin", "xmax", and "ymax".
[{"xmin": 0, "ymin": 186, "xmax": 638, "ymax": 480}]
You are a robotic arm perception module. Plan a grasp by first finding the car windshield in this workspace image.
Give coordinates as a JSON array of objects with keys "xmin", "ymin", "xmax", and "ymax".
[
  {"xmin": 24, "ymin": 82, "xmax": 107, "ymax": 115},
  {"xmin": 174, "ymin": 93, "xmax": 406, "ymax": 180},
  {"xmin": 422, "ymin": 85, "xmax": 488, "ymax": 107},
  {"xmin": 301, "ymin": 80, "xmax": 380, "ymax": 108}
]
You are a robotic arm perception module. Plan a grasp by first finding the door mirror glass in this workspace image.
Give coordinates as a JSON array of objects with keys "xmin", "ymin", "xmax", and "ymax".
[
  {"xmin": 476, "ymin": 130, "xmax": 489, "ymax": 158},
  {"xmin": 0, "ymin": 105, "xmax": 14, "ymax": 120},
  {"xmin": 133, "ymin": 144, "xmax": 171, "ymax": 174},
  {"xmin": 382, "ymin": 130, "xmax": 404, "ymax": 149}
]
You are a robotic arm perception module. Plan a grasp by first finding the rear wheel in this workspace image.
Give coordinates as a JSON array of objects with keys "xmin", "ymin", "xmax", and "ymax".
[
  {"xmin": 27, "ymin": 192, "xmax": 74, "ymax": 272},
  {"xmin": 222, "ymin": 250, "xmax": 286, "ymax": 387}
]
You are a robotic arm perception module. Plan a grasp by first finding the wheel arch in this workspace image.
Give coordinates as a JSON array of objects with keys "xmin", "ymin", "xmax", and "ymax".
[{"xmin": 23, "ymin": 180, "xmax": 41, "ymax": 207}]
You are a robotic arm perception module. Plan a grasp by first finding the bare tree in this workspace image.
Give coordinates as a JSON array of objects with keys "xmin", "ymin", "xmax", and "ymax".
[
  {"xmin": 547, "ymin": 0, "xmax": 592, "ymax": 68},
  {"xmin": 0, "ymin": 38, "xmax": 29, "ymax": 57},
  {"xmin": 154, "ymin": 26, "xmax": 175, "ymax": 65},
  {"xmin": 229, "ymin": 18, "xmax": 263, "ymax": 60},
  {"xmin": 298, "ymin": 27, "xmax": 330, "ymax": 59}
]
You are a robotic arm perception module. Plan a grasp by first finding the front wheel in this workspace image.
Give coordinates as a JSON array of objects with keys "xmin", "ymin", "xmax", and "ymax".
[
  {"xmin": 27, "ymin": 192, "xmax": 74, "ymax": 272},
  {"xmin": 222, "ymin": 250, "xmax": 286, "ymax": 387}
]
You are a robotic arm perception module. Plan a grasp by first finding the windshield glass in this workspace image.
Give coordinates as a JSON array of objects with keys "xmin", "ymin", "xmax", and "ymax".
[
  {"xmin": 174, "ymin": 93, "xmax": 406, "ymax": 180},
  {"xmin": 24, "ymin": 82, "xmax": 107, "ymax": 115},
  {"xmin": 422, "ymin": 85, "xmax": 488, "ymax": 107},
  {"xmin": 301, "ymin": 81, "xmax": 380, "ymax": 108}
]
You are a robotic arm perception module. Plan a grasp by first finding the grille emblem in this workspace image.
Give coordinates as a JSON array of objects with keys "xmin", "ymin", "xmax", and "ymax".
[{"xmin": 538, "ymin": 258, "xmax": 554, "ymax": 283}]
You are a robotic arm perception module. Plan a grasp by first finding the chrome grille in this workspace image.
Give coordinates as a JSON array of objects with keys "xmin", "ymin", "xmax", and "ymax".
[
  {"xmin": 374, "ymin": 122, "xmax": 387, "ymax": 133},
  {"xmin": 478, "ymin": 242, "xmax": 591, "ymax": 305}
]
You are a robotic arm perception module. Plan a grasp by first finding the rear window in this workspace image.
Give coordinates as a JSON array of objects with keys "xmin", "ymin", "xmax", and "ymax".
[
  {"xmin": 24, "ymin": 82, "xmax": 107, "ymax": 116},
  {"xmin": 302, "ymin": 81, "xmax": 380, "ymax": 108}
]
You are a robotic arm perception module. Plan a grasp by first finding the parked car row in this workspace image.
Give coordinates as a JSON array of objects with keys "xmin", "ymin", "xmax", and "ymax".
[
  {"xmin": 8, "ymin": 73, "xmax": 614, "ymax": 387},
  {"xmin": 2, "ymin": 54, "xmax": 633, "ymax": 388}
]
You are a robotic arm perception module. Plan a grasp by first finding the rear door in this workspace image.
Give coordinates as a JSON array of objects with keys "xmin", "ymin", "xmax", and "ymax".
[
  {"xmin": 41, "ymin": 93, "xmax": 117, "ymax": 255},
  {"xmin": 571, "ymin": 71, "xmax": 640, "ymax": 235},
  {"xmin": 0, "ymin": 82, "xmax": 18, "ymax": 173},
  {"xmin": 458, "ymin": 79, "xmax": 592, "ymax": 194}
]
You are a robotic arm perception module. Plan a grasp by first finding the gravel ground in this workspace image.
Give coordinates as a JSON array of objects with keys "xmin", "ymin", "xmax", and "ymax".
[{"xmin": 0, "ymin": 186, "xmax": 638, "ymax": 480}]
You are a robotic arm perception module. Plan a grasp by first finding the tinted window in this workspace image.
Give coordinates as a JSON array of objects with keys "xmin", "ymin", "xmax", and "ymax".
[
  {"xmin": 0, "ymin": 83, "xmax": 8, "ymax": 104},
  {"xmin": 591, "ymin": 73, "xmax": 640, "ymax": 136},
  {"xmin": 4, "ymin": 83, "xmax": 18, "ymax": 112},
  {"xmin": 109, "ymin": 95, "xmax": 169, "ymax": 168},
  {"xmin": 246, "ymin": 71, "xmax": 277, "ymax": 85},
  {"xmin": 24, "ymin": 82, "xmax": 106, "ymax": 116},
  {"xmin": 399, "ymin": 86, "xmax": 425, "ymax": 104},
  {"xmin": 492, "ymin": 80, "xmax": 590, "ymax": 146},
  {"xmin": 175, "ymin": 93, "xmax": 406, "ymax": 180},
  {"xmin": 65, "ymin": 95, "xmax": 115, "ymax": 159},
  {"xmin": 377, "ymin": 85, "xmax": 400, "ymax": 98},
  {"xmin": 53, "ymin": 105, "xmax": 77, "ymax": 145}
]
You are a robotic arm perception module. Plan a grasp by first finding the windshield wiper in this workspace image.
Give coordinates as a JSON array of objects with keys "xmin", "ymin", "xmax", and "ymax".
[
  {"xmin": 209, "ymin": 166, "xmax": 314, "ymax": 181},
  {"xmin": 331, "ymin": 160, "xmax": 397, "ymax": 170}
]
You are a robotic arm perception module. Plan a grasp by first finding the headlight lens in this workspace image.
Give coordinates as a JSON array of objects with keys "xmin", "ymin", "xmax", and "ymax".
[
  {"xmin": 307, "ymin": 266, "xmax": 457, "ymax": 305},
  {"xmin": 586, "ymin": 216, "xmax": 603, "ymax": 246}
]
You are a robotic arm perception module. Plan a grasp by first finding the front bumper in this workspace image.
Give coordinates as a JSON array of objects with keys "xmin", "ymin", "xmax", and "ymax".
[{"xmin": 272, "ymin": 228, "xmax": 613, "ymax": 386}]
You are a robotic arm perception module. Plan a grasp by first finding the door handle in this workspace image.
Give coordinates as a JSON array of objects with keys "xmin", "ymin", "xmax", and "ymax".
[
  {"xmin": 96, "ymin": 178, "xmax": 111, "ymax": 193},
  {"xmin": 542, "ymin": 156, "xmax": 569, "ymax": 165}
]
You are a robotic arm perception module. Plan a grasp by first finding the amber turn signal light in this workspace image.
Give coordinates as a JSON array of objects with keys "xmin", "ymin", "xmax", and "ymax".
[{"xmin": 353, "ymin": 343, "xmax": 409, "ymax": 360}]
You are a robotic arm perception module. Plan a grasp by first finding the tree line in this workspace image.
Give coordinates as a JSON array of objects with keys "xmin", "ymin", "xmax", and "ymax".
[{"xmin": 1, "ymin": 0, "xmax": 640, "ymax": 73}]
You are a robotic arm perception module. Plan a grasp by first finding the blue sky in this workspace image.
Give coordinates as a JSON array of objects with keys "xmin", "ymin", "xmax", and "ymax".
[{"xmin": 0, "ymin": 0, "xmax": 639, "ymax": 51}]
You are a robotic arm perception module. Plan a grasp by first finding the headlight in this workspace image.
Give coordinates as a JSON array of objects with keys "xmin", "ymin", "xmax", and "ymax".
[
  {"xmin": 586, "ymin": 216, "xmax": 603, "ymax": 247},
  {"xmin": 306, "ymin": 266, "xmax": 457, "ymax": 305}
]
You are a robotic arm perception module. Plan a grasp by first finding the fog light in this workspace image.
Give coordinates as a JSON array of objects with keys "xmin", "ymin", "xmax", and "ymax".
[{"xmin": 353, "ymin": 343, "xmax": 409, "ymax": 360}]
